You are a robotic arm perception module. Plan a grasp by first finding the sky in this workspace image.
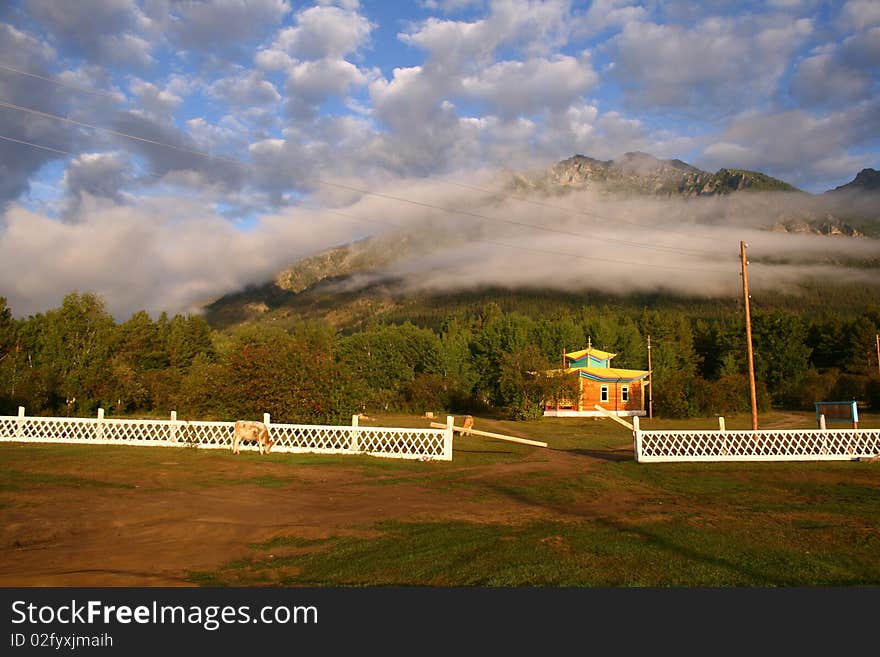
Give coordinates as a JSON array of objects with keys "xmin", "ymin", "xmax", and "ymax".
[{"xmin": 0, "ymin": 0, "xmax": 878, "ymax": 319}]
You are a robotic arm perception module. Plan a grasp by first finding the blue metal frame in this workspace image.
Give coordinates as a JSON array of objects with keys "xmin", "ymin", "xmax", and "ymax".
[{"xmin": 814, "ymin": 401, "xmax": 859, "ymax": 424}]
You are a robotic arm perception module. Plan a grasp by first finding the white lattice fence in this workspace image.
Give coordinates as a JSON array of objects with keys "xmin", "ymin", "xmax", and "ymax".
[
  {"xmin": 0, "ymin": 409, "xmax": 453, "ymax": 461},
  {"xmin": 634, "ymin": 428, "xmax": 880, "ymax": 462}
]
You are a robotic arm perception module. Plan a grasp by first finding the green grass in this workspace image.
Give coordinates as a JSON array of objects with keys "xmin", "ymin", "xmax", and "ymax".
[
  {"xmin": 5, "ymin": 409, "xmax": 880, "ymax": 587},
  {"xmin": 186, "ymin": 412, "xmax": 880, "ymax": 586},
  {"xmin": 188, "ymin": 517, "xmax": 880, "ymax": 587}
]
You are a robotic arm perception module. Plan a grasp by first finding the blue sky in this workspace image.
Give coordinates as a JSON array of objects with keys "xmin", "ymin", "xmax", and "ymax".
[{"xmin": 0, "ymin": 1, "xmax": 878, "ymax": 318}]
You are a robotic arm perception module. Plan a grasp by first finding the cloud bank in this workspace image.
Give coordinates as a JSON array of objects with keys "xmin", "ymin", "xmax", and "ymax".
[{"xmin": 0, "ymin": 1, "xmax": 878, "ymax": 319}]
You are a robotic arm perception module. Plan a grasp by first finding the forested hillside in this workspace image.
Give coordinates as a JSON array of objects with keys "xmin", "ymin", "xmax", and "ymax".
[{"xmin": 2, "ymin": 290, "xmax": 878, "ymax": 422}]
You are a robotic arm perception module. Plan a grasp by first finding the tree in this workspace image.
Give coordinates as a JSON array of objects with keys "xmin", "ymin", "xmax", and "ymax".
[
  {"xmin": 36, "ymin": 292, "xmax": 116, "ymax": 413},
  {"xmin": 581, "ymin": 307, "xmax": 643, "ymax": 369},
  {"xmin": 166, "ymin": 314, "xmax": 215, "ymax": 368},
  {"xmin": 471, "ymin": 311, "xmax": 535, "ymax": 406},
  {"xmin": 845, "ymin": 312, "xmax": 880, "ymax": 376},
  {"xmin": 0, "ymin": 297, "xmax": 22, "ymax": 413},
  {"xmin": 752, "ymin": 310, "xmax": 812, "ymax": 406},
  {"xmin": 438, "ymin": 313, "xmax": 480, "ymax": 410},
  {"xmin": 205, "ymin": 327, "xmax": 364, "ymax": 424},
  {"xmin": 639, "ymin": 310, "xmax": 701, "ymax": 417},
  {"xmin": 498, "ymin": 344, "xmax": 554, "ymax": 420},
  {"xmin": 531, "ymin": 314, "xmax": 585, "ymax": 365}
]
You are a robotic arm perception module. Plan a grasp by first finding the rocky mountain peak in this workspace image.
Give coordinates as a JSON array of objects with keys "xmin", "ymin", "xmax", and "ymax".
[{"xmin": 830, "ymin": 168, "xmax": 880, "ymax": 193}]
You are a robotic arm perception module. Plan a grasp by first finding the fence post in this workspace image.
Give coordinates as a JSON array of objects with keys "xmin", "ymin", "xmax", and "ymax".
[
  {"xmin": 96, "ymin": 407, "xmax": 105, "ymax": 441},
  {"xmin": 632, "ymin": 415, "xmax": 641, "ymax": 462},
  {"xmin": 350, "ymin": 414, "xmax": 360, "ymax": 452},
  {"xmin": 819, "ymin": 413, "xmax": 828, "ymax": 454},
  {"xmin": 263, "ymin": 413, "xmax": 272, "ymax": 449},
  {"xmin": 444, "ymin": 415, "xmax": 454, "ymax": 461},
  {"xmin": 718, "ymin": 416, "xmax": 728, "ymax": 456},
  {"xmin": 170, "ymin": 410, "xmax": 178, "ymax": 443},
  {"xmin": 16, "ymin": 406, "xmax": 25, "ymax": 440}
]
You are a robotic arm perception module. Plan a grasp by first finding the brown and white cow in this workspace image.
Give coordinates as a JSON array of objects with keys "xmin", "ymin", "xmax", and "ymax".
[{"xmin": 232, "ymin": 420, "xmax": 274, "ymax": 455}]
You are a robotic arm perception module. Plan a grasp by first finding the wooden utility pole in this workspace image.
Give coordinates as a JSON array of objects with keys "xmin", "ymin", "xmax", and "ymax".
[
  {"xmin": 741, "ymin": 241, "xmax": 758, "ymax": 431},
  {"xmin": 646, "ymin": 334, "xmax": 653, "ymax": 419}
]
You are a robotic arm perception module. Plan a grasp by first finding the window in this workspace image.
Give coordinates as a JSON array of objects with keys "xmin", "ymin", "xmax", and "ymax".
[
  {"xmin": 600, "ymin": 385, "xmax": 608, "ymax": 402},
  {"xmin": 622, "ymin": 386, "xmax": 629, "ymax": 402}
]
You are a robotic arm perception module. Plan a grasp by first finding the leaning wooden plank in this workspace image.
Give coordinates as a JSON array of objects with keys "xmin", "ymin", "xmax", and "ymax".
[
  {"xmin": 592, "ymin": 404, "xmax": 635, "ymax": 430},
  {"xmin": 429, "ymin": 422, "xmax": 548, "ymax": 448}
]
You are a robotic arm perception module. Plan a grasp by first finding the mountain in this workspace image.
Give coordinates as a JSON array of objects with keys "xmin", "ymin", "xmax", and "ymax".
[
  {"xmin": 203, "ymin": 232, "xmax": 433, "ymax": 328},
  {"xmin": 514, "ymin": 152, "xmax": 866, "ymax": 237},
  {"xmin": 203, "ymin": 153, "xmax": 879, "ymax": 330},
  {"xmin": 513, "ymin": 152, "xmax": 800, "ymax": 197},
  {"xmin": 828, "ymin": 168, "xmax": 880, "ymax": 194}
]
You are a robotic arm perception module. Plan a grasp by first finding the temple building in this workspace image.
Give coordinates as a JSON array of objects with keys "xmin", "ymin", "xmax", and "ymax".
[{"xmin": 543, "ymin": 341, "xmax": 650, "ymax": 417}]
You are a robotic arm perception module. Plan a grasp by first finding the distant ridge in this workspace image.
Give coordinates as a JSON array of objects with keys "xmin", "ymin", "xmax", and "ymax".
[
  {"xmin": 202, "ymin": 153, "xmax": 878, "ymax": 329},
  {"xmin": 828, "ymin": 168, "xmax": 880, "ymax": 194},
  {"xmin": 518, "ymin": 151, "xmax": 800, "ymax": 197}
]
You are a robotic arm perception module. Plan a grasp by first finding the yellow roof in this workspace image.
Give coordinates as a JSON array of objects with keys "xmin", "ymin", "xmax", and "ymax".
[
  {"xmin": 565, "ymin": 347, "xmax": 616, "ymax": 360},
  {"xmin": 548, "ymin": 366, "xmax": 650, "ymax": 379},
  {"xmin": 578, "ymin": 367, "xmax": 650, "ymax": 382}
]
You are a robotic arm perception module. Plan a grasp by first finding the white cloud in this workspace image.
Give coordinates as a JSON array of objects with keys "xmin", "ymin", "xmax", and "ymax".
[
  {"xmin": 0, "ymin": 197, "xmax": 364, "ymax": 319},
  {"xmin": 272, "ymin": 4, "xmax": 373, "ymax": 59},
  {"xmin": 402, "ymin": 0, "xmax": 572, "ymax": 65},
  {"xmin": 24, "ymin": 0, "xmax": 154, "ymax": 65},
  {"xmin": 699, "ymin": 100, "xmax": 880, "ymax": 190},
  {"xmin": 610, "ymin": 15, "xmax": 813, "ymax": 111},
  {"xmin": 571, "ymin": 0, "xmax": 647, "ymax": 38},
  {"xmin": 166, "ymin": 0, "xmax": 290, "ymax": 51},
  {"xmin": 790, "ymin": 42, "xmax": 874, "ymax": 106},
  {"xmin": 420, "ymin": 0, "xmax": 485, "ymax": 12},
  {"xmin": 460, "ymin": 54, "xmax": 598, "ymax": 117},
  {"xmin": 60, "ymin": 152, "xmax": 132, "ymax": 221},
  {"xmin": 209, "ymin": 70, "xmax": 281, "ymax": 107},
  {"xmin": 128, "ymin": 78, "xmax": 183, "ymax": 119},
  {"xmin": 110, "ymin": 111, "xmax": 246, "ymax": 190},
  {"xmin": 254, "ymin": 48, "xmax": 297, "ymax": 71},
  {"xmin": 0, "ymin": 24, "xmax": 72, "ymax": 206},
  {"xmin": 839, "ymin": 0, "xmax": 880, "ymax": 31},
  {"xmin": 284, "ymin": 58, "xmax": 368, "ymax": 118}
]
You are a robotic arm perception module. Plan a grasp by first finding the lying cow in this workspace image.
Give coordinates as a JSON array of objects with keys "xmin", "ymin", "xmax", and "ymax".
[{"xmin": 232, "ymin": 420, "xmax": 274, "ymax": 455}]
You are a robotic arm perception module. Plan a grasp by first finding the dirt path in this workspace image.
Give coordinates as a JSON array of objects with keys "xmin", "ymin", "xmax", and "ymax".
[{"xmin": 0, "ymin": 444, "xmax": 625, "ymax": 586}]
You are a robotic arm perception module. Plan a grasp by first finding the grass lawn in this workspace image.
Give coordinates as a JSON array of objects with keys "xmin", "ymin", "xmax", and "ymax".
[
  {"xmin": 2, "ymin": 410, "xmax": 878, "ymax": 587},
  {"xmin": 190, "ymin": 411, "xmax": 880, "ymax": 586}
]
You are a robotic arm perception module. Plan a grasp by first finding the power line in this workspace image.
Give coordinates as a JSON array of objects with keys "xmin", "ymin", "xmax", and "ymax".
[
  {"xmin": 433, "ymin": 175, "xmax": 724, "ymax": 245},
  {"xmin": 309, "ymin": 174, "xmax": 718, "ymax": 256},
  {"xmin": 0, "ymin": 134, "xmax": 187, "ymax": 184},
  {"xmin": 1, "ymin": 129, "xmax": 736, "ymax": 276},
  {"xmin": 0, "ymin": 99, "xmax": 240, "ymax": 166},
  {"xmin": 0, "ymin": 97, "xmax": 735, "ymax": 264},
  {"xmin": 0, "ymin": 69, "xmax": 729, "ymax": 259},
  {"xmin": 0, "ymin": 63, "xmax": 122, "ymax": 101},
  {"xmin": 288, "ymin": 199, "xmax": 732, "ymax": 273},
  {"xmin": 0, "ymin": 60, "xmax": 727, "ymax": 254},
  {"xmin": 0, "ymin": 133, "xmax": 68, "ymax": 155}
]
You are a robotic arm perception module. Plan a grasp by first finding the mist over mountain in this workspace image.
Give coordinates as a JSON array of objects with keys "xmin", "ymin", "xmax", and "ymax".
[
  {"xmin": 204, "ymin": 153, "xmax": 880, "ymax": 329},
  {"xmin": 520, "ymin": 152, "xmax": 800, "ymax": 196}
]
